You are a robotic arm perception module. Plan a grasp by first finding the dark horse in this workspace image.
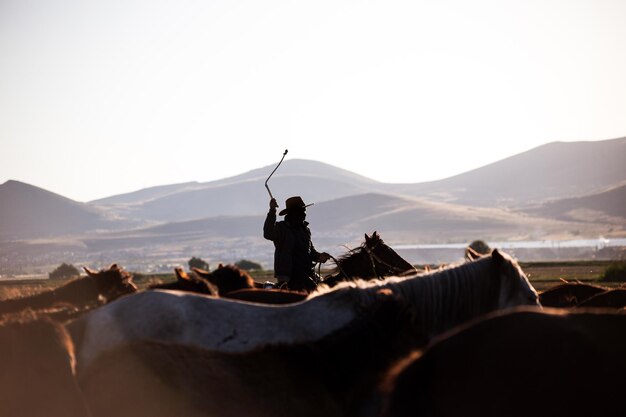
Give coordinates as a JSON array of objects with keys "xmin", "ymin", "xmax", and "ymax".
[{"xmin": 322, "ymin": 232, "xmax": 416, "ymax": 287}]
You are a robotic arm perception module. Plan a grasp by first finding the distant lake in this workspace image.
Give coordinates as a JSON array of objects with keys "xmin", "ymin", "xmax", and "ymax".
[{"xmin": 395, "ymin": 238, "xmax": 626, "ymax": 250}]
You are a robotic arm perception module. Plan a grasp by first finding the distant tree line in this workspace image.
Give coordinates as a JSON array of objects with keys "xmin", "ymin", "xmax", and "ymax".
[
  {"xmin": 188, "ymin": 257, "xmax": 210, "ymax": 271},
  {"xmin": 187, "ymin": 257, "xmax": 263, "ymax": 272},
  {"xmin": 235, "ymin": 259, "xmax": 262, "ymax": 271},
  {"xmin": 49, "ymin": 263, "xmax": 80, "ymax": 280}
]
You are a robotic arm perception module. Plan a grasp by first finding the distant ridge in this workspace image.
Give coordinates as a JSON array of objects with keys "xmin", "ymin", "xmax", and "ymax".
[
  {"xmin": 91, "ymin": 181, "xmax": 201, "ymax": 205},
  {"xmin": 525, "ymin": 183, "xmax": 626, "ymax": 222},
  {"xmin": 90, "ymin": 138, "xmax": 626, "ymax": 223},
  {"xmin": 90, "ymin": 159, "xmax": 379, "ymax": 207},
  {"xmin": 93, "ymin": 159, "xmax": 384, "ymax": 222},
  {"xmin": 0, "ymin": 180, "xmax": 126, "ymax": 239},
  {"xmin": 390, "ymin": 137, "xmax": 626, "ymax": 206}
]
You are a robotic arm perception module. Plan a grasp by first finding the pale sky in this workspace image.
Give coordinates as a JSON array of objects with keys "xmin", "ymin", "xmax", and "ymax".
[{"xmin": 1, "ymin": 0, "xmax": 625, "ymax": 202}]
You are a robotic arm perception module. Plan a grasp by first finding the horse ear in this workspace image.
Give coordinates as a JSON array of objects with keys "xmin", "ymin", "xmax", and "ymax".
[
  {"xmin": 365, "ymin": 233, "xmax": 371, "ymax": 243},
  {"xmin": 175, "ymin": 267, "xmax": 190, "ymax": 282},
  {"xmin": 83, "ymin": 266, "xmax": 98, "ymax": 277},
  {"xmin": 492, "ymin": 248, "xmax": 504, "ymax": 264},
  {"xmin": 218, "ymin": 263, "xmax": 224, "ymax": 269},
  {"xmin": 191, "ymin": 267, "xmax": 210, "ymax": 278},
  {"xmin": 465, "ymin": 246, "xmax": 482, "ymax": 261}
]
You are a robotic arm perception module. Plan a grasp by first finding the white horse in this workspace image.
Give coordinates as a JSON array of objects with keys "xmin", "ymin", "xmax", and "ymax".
[{"xmin": 68, "ymin": 249, "xmax": 539, "ymax": 370}]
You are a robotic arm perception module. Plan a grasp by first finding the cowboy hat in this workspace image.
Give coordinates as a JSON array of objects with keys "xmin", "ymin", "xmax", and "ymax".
[{"xmin": 279, "ymin": 196, "xmax": 314, "ymax": 216}]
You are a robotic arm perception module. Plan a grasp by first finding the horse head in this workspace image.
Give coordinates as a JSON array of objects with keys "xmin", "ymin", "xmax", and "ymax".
[
  {"xmin": 192, "ymin": 264, "xmax": 255, "ymax": 295},
  {"xmin": 148, "ymin": 268, "xmax": 218, "ymax": 296},
  {"xmin": 363, "ymin": 231, "xmax": 415, "ymax": 277},
  {"xmin": 491, "ymin": 249, "xmax": 540, "ymax": 309},
  {"xmin": 175, "ymin": 267, "xmax": 218, "ymax": 295},
  {"xmin": 84, "ymin": 264, "xmax": 138, "ymax": 302},
  {"xmin": 324, "ymin": 232, "xmax": 416, "ymax": 287}
]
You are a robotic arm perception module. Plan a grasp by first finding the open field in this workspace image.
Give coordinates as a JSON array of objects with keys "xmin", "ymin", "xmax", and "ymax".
[
  {"xmin": 1, "ymin": 261, "xmax": 623, "ymax": 300},
  {"xmin": 519, "ymin": 261, "xmax": 618, "ymax": 291}
]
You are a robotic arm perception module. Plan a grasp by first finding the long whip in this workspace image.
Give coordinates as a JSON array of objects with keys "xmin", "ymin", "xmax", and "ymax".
[{"xmin": 264, "ymin": 149, "xmax": 288, "ymax": 200}]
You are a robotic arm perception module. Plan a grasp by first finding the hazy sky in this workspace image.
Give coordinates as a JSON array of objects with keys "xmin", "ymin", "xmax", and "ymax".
[{"xmin": 1, "ymin": 0, "xmax": 625, "ymax": 202}]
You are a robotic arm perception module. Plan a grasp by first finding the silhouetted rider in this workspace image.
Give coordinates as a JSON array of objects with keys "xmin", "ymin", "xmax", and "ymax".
[{"xmin": 263, "ymin": 196, "xmax": 330, "ymax": 292}]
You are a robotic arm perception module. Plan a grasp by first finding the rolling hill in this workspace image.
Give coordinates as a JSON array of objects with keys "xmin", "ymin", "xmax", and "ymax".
[
  {"xmin": 80, "ymin": 192, "xmax": 614, "ymax": 252},
  {"xmin": 90, "ymin": 181, "xmax": 202, "ymax": 205},
  {"xmin": 0, "ymin": 180, "xmax": 130, "ymax": 239},
  {"xmin": 91, "ymin": 159, "xmax": 384, "ymax": 222},
  {"xmin": 524, "ymin": 184, "xmax": 626, "ymax": 223},
  {"xmin": 90, "ymin": 138, "xmax": 626, "ymax": 224},
  {"xmin": 389, "ymin": 137, "xmax": 626, "ymax": 206}
]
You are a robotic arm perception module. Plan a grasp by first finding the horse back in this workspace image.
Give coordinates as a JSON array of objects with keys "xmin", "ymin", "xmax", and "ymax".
[{"xmin": 224, "ymin": 288, "xmax": 308, "ymax": 304}]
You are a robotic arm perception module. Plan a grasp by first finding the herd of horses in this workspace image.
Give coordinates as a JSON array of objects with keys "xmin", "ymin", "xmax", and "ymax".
[{"xmin": 1, "ymin": 231, "xmax": 626, "ymax": 417}]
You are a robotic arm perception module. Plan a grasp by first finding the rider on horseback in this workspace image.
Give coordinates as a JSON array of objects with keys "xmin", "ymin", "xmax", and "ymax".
[{"xmin": 263, "ymin": 196, "xmax": 331, "ymax": 292}]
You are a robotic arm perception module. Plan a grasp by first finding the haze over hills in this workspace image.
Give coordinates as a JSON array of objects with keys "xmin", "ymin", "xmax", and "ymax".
[
  {"xmin": 91, "ymin": 138, "xmax": 626, "ymax": 224},
  {"xmin": 87, "ymin": 159, "xmax": 385, "ymax": 222},
  {"xmin": 389, "ymin": 137, "xmax": 626, "ymax": 206},
  {"xmin": 1, "ymin": 138, "xmax": 625, "ymax": 271},
  {"xmin": 92, "ymin": 159, "xmax": 380, "ymax": 207},
  {"xmin": 90, "ymin": 181, "xmax": 202, "ymax": 205},
  {"xmin": 524, "ymin": 184, "xmax": 626, "ymax": 223}
]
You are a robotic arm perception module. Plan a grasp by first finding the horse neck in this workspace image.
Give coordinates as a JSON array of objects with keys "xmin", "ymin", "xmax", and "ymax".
[
  {"xmin": 0, "ymin": 290, "xmax": 55, "ymax": 314},
  {"xmin": 0, "ymin": 279, "xmax": 97, "ymax": 314},
  {"xmin": 386, "ymin": 258, "xmax": 500, "ymax": 336},
  {"xmin": 215, "ymin": 273, "xmax": 252, "ymax": 294},
  {"xmin": 337, "ymin": 249, "xmax": 376, "ymax": 278}
]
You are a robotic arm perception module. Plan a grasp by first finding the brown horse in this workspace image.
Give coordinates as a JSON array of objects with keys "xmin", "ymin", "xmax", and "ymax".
[
  {"xmin": 191, "ymin": 264, "xmax": 255, "ymax": 295},
  {"xmin": 575, "ymin": 288, "xmax": 626, "ymax": 309},
  {"xmin": 538, "ymin": 281, "xmax": 607, "ymax": 307},
  {"xmin": 323, "ymin": 232, "xmax": 416, "ymax": 287},
  {"xmin": 1, "ymin": 312, "xmax": 90, "ymax": 417},
  {"xmin": 0, "ymin": 264, "xmax": 137, "ymax": 320},
  {"xmin": 148, "ymin": 265, "xmax": 306, "ymax": 305},
  {"xmin": 149, "ymin": 267, "xmax": 218, "ymax": 296},
  {"xmin": 379, "ymin": 307, "xmax": 626, "ymax": 417}
]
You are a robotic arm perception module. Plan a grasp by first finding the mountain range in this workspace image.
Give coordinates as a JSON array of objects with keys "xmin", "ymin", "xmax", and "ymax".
[{"xmin": 1, "ymin": 137, "xmax": 625, "ymax": 271}]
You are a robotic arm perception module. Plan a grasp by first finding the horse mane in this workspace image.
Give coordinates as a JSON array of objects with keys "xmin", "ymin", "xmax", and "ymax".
[
  {"xmin": 312, "ymin": 251, "xmax": 531, "ymax": 338},
  {"xmin": 327, "ymin": 246, "xmax": 359, "ymax": 276},
  {"xmin": 330, "ymin": 232, "xmax": 384, "ymax": 273}
]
